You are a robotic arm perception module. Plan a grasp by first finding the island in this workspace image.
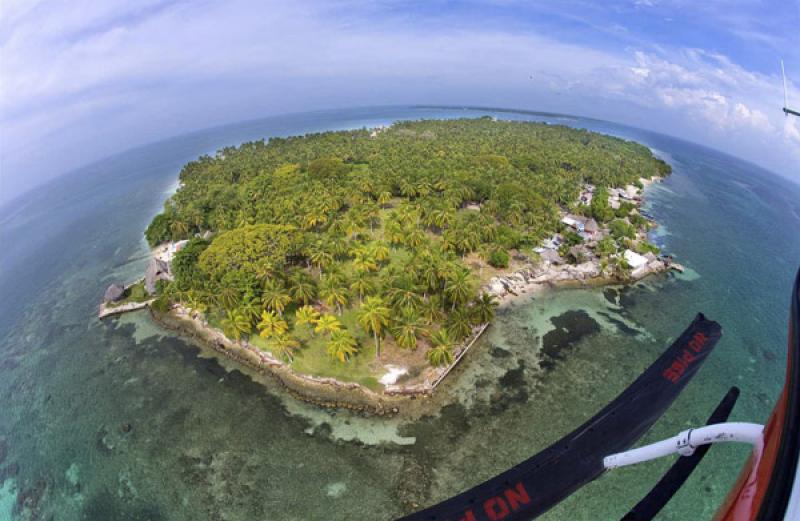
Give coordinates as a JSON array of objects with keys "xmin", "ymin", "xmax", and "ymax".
[{"xmin": 100, "ymin": 118, "xmax": 678, "ymax": 413}]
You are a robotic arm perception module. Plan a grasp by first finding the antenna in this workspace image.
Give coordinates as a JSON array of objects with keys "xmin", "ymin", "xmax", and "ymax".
[
  {"xmin": 782, "ymin": 59, "xmax": 800, "ymax": 117},
  {"xmin": 782, "ymin": 60, "xmax": 789, "ymax": 109}
]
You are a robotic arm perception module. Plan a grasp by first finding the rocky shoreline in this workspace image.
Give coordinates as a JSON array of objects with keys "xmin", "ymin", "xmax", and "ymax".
[
  {"xmin": 142, "ymin": 251, "xmax": 675, "ymax": 415},
  {"xmin": 150, "ymin": 304, "xmax": 413, "ymax": 415},
  {"xmin": 148, "ymin": 302, "xmax": 495, "ymax": 415},
  {"xmin": 485, "ymin": 254, "xmax": 681, "ymax": 307}
]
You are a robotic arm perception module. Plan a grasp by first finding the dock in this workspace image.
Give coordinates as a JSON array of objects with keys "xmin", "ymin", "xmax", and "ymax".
[{"xmin": 98, "ymin": 299, "xmax": 154, "ymax": 319}]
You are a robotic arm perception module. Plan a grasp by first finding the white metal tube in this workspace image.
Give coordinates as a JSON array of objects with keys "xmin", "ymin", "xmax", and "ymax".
[
  {"xmin": 604, "ymin": 422, "xmax": 763, "ymax": 470},
  {"xmin": 689, "ymin": 422, "xmax": 763, "ymax": 448},
  {"xmin": 604, "ymin": 435, "xmax": 683, "ymax": 469}
]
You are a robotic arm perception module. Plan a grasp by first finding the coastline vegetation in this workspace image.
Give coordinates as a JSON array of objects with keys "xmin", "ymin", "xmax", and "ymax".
[{"xmin": 145, "ymin": 118, "xmax": 670, "ymax": 380}]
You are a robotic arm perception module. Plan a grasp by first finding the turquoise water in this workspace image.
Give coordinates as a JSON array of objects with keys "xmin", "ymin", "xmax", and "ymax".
[{"xmin": 1, "ymin": 106, "xmax": 799, "ymax": 520}]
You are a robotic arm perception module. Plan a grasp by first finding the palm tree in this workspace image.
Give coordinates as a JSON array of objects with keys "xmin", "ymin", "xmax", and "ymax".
[
  {"xmin": 326, "ymin": 330, "xmax": 359, "ymax": 362},
  {"xmin": 420, "ymin": 295, "xmax": 446, "ymax": 325},
  {"xmin": 455, "ymin": 233, "xmax": 478, "ymax": 257},
  {"xmin": 387, "ymin": 277, "xmax": 422, "ymax": 311},
  {"xmin": 391, "ymin": 308, "xmax": 425, "ymax": 350},
  {"xmin": 361, "ymin": 202, "xmax": 380, "ymax": 233},
  {"xmin": 426, "ymin": 329, "xmax": 456, "ymax": 367},
  {"xmin": 440, "ymin": 209, "xmax": 456, "ymax": 229},
  {"xmin": 314, "ymin": 314, "xmax": 342, "ymax": 335},
  {"xmin": 221, "ymin": 309, "xmax": 251, "ymax": 341},
  {"xmin": 440, "ymin": 234, "xmax": 457, "ymax": 253},
  {"xmin": 271, "ymin": 333, "xmax": 300, "ymax": 362},
  {"xmin": 416, "ymin": 180, "xmax": 432, "ymax": 197},
  {"xmin": 446, "ymin": 308, "xmax": 473, "ymax": 340},
  {"xmin": 352, "ymin": 252, "xmax": 378, "ymax": 273},
  {"xmin": 302, "ymin": 210, "xmax": 327, "ymax": 230},
  {"xmin": 350, "ymin": 246, "xmax": 378, "ymax": 271},
  {"xmin": 507, "ymin": 203, "xmax": 525, "ymax": 226},
  {"xmin": 377, "ymin": 191, "xmax": 392, "ymax": 207},
  {"xmin": 262, "ymin": 279, "xmax": 292, "ymax": 316},
  {"xmin": 294, "ymin": 305, "xmax": 320, "ymax": 328},
  {"xmin": 217, "ymin": 286, "xmax": 240, "ymax": 310},
  {"xmin": 357, "ymin": 296, "xmax": 391, "ymax": 358},
  {"xmin": 422, "ymin": 208, "xmax": 439, "ymax": 230},
  {"xmin": 289, "ymin": 272, "xmax": 316, "ymax": 305},
  {"xmin": 257, "ymin": 310, "xmax": 288, "ymax": 338},
  {"xmin": 254, "ymin": 262, "xmax": 276, "ymax": 285},
  {"xmin": 385, "ymin": 221, "xmax": 405, "ymax": 246},
  {"xmin": 184, "ymin": 291, "xmax": 208, "ymax": 316},
  {"xmin": 437, "ymin": 260, "xmax": 458, "ymax": 290},
  {"xmin": 405, "ymin": 228, "xmax": 427, "ymax": 249},
  {"xmin": 319, "ymin": 280, "xmax": 349, "ymax": 314},
  {"xmin": 399, "ymin": 179, "xmax": 417, "ymax": 198},
  {"xmin": 417, "ymin": 255, "xmax": 441, "ymax": 295},
  {"xmin": 471, "ymin": 293, "xmax": 497, "ymax": 325},
  {"xmin": 309, "ymin": 248, "xmax": 334, "ymax": 275},
  {"xmin": 369, "ymin": 241, "xmax": 390, "ymax": 263},
  {"xmin": 185, "ymin": 208, "xmax": 205, "ymax": 232},
  {"xmin": 444, "ymin": 268, "xmax": 474, "ymax": 310},
  {"xmin": 239, "ymin": 296, "xmax": 262, "ymax": 326},
  {"xmin": 170, "ymin": 219, "xmax": 189, "ymax": 239},
  {"xmin": 349, "ymin": 272, "xmax": 375, "ymax": 303},
  {"xmin": 344, "ymin": 216, "xmax": 364, "ymax": 240}
]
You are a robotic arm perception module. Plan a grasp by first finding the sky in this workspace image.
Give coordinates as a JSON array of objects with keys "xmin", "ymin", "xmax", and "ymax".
[{"xmin": 1, "ymin": 0, "xmax": 799, "ymax": 203}]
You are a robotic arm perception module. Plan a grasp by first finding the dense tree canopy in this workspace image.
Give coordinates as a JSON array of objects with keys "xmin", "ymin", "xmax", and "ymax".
[
  {"xmin": 148, "ymin": 118, "xmax": 669, "ymax": 369},
  {"xmin": 198, "ymin": 224, "xmax": 301, "ymax": 282}
]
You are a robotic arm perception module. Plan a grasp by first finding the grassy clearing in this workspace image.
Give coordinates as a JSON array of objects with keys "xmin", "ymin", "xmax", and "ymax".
[{"xmin": 249, "ymin": 308, "xmax": 385, "ymax": 390}]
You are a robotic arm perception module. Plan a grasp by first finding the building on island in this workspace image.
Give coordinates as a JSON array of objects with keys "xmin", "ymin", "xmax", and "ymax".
[
  {"xmin": 623, "ymin": 249, "xmax": 648, "ymax": 270},
  {"xmin": 561, "ymin": 215, "xmax": 585, "ymax": 232},
  {"xmin": 561, "ymin": 216, "xmax": 578, "ymax": 228},
  {"xmin": 103, "ymin": 284, "xmax": 125, "ymax": 303},
  {"xmin": 145, "ymin": 258, "xmax": 173, "ymax": 295}
]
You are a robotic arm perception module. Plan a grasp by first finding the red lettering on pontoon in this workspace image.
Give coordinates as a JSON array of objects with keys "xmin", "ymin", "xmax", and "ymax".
[
  {"xmin": 503, "ymin": 483, "xmax": 531, "ymax": 510},
  {"xmin": 446, "ymin": 483, "xmax": 532, "ymax": 521},
  {"xmin": 662, "ymin": 332, "xmax": 709, "ymax": 383},
  {"xmin": 484, "ymin": 497, "xmax": 510, "ymax": 520}
]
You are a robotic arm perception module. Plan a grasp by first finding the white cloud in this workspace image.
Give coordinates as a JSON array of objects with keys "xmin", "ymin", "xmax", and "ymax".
[
  {"xmin": 0, "ymin": 0, "xmax": 798, "ymax": 201},
  {"xmin": 606, "ymin": 48, "xmax": 800, "ymax": 147}
]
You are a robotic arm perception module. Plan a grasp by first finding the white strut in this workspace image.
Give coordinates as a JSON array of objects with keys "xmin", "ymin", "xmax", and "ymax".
[{"xmin": 603, "ymin": 422, "xmax": 764, "ymax": 470}]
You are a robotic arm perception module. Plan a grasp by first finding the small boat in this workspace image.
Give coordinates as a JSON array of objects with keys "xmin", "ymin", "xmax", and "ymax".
[{"xmin": 398, "ymin": 268, "xmax": 800, "ymax": 521}]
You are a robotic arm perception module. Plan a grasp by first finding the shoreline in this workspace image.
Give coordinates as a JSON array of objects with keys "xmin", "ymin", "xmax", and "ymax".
[
  {"xmin": 141, "ymin": 255, "xmax": 675, "ymax": 415},
  {"xmin": 149, "ymin": 301, "xmax": 495, "ymax": 414},
  {"xmin": 485, "ymin": 255, "xmax": 679, "ymax": 309},
  {"xmin": 150, "ymin": 305, "xmax": 416, "ymax": 415},
  {"xmin": 101, "ymin": 167, "xmax": 677, "ymax": 413}
]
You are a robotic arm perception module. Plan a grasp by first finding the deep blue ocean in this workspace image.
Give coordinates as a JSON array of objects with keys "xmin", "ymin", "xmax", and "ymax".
[{"xmin": 1, "ymin": 106, "xmax": 799, "ymax": 520}]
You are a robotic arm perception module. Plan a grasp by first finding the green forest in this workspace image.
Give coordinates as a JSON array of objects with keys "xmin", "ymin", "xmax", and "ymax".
[{"xmin": 146, "ymin": 118, "xmax": 670, "ymax": 381}]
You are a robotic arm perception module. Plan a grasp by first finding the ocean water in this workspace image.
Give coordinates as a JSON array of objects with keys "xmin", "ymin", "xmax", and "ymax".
[{"xmin": 1, "ymin": 106, "xmax": 799, "ymax": 521}]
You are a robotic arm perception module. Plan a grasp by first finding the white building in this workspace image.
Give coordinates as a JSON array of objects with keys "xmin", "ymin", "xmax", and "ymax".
[{"xmin": 623, "ymin": 249, "xmax": 648, "ymax": 269}]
